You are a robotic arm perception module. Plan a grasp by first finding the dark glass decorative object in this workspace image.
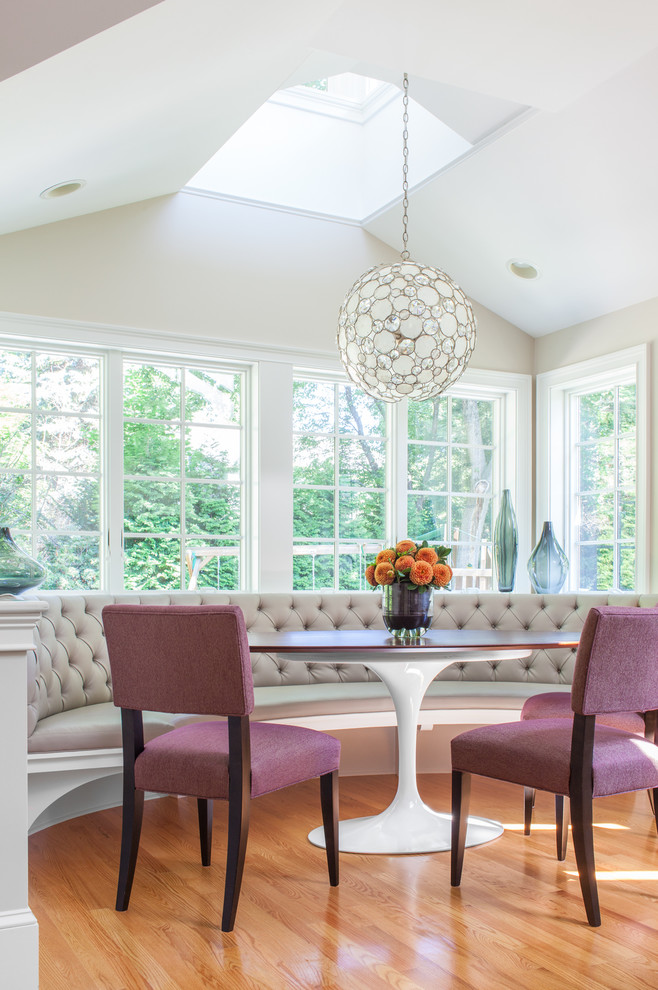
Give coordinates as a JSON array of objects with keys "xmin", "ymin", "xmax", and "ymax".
[
  {"xmin": 0, "ymin": 528, "xmax": 46, "ymax": 596},
  {"xmin": 527, "ymin": 522, "xmax": 569, "ymax": 594},
  {"xmin": 493, "ymin": 489, "xmax": 518, "ymax": 592},
  {"xmin": 382, "ymin": 583, "xmax": 433, "ymax": 639}
]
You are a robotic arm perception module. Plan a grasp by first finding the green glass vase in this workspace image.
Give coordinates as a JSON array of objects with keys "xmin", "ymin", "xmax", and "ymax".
[
  {"xmin": 493, "ymin": 489, "xmax": 518, "ymax": 592},
  {"xmin": 0, "ymin": 528, "xmax": 46, "ymax": 596}
]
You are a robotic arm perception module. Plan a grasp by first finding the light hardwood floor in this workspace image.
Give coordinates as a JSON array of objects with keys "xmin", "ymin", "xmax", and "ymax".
[{"xmin": 29, "ymin": 773, "xmax": 658, "ymax": 990}]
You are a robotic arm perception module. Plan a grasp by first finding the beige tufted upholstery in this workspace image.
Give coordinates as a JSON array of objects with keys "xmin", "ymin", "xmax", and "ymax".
[{"xmin": 24, "ymin": 590, "xmax": 658, "ymax": 754}]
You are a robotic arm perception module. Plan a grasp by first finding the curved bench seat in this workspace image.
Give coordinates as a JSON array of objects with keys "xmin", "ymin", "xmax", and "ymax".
[
  {"xmin": 28, "ymin": 681, "xmax": 574, "ymax": 755},
  {"xmin": 20, "ymin": 589, "xmax": 658, "ymax": 831}
]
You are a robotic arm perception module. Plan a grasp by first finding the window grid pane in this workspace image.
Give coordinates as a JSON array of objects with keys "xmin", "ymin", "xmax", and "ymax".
[
  {"xmin": 0, "ymin": 348, "xmax": 104, "ymax": 591},
  {"xmin": 573, "ymin": 384, "xmax": 636, "ymax": 591},
  {"xmin": 122, "ymin": 362, "xmax": 244, "ymax": 591},
  {"xmin": 293, "ymin": 379, "xmax": 387, "ymax": 590},
  {"xmin": 407, "ymin": 395, "xmax": 495, "ymax": 591}
]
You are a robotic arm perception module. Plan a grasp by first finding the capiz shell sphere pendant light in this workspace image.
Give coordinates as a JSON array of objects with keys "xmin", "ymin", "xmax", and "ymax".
[{"xmin": 337, "ymin": 75, "xmax": 477, "ymax": 403}]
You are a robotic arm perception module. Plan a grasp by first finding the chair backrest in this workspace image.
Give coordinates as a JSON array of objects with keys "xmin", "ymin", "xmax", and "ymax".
[
  {"xmin": 102, "ymin": 604, "xmax": 255, "ymax": 716},
  {"xmin": 571, "ymin": 606, "xmax": 658, "ymax": 716}
]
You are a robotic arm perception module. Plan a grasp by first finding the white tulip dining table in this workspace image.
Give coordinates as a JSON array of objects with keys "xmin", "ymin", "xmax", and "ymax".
[{"xmin": 247, "ymin": 627, "xmax": 581, "ymax": 855}]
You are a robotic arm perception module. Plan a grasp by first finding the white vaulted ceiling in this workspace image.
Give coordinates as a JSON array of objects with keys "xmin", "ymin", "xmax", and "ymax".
[{"xmin": 3, "ymin": 0, "xmax": 658, "ymax": 336}]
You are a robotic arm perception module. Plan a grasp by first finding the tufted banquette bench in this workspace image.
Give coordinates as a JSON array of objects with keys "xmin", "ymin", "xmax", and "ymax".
[{"xmin": 21, "ymin": 590, "xmax": 658, "ymax": 830}]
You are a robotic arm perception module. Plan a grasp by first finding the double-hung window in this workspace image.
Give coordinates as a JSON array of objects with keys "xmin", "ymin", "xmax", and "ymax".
[
  {"xmin": 292, "ymin": 369, "xmax": 530, "ymax": 591},
  {"xmin": 292, "ymin": 377, "xmax": 387, "ymax": 590},
  {"xmin": 537, "ymin": 346, "xmax": 648, "ymax": 592},
  {"xmin": 121, "ymin": 360, "xmax": 245, "ymax": 591},
  {"xmin": 0, "ymin": 346, "xmax": 103, "ymax": 589},
  {"xmin": 406, "ymin": 392, "xmax": 495, "ymax": 587},
  {"xmin": 0, "ymin": 338, "xmax": 246, "ymax": 592}
]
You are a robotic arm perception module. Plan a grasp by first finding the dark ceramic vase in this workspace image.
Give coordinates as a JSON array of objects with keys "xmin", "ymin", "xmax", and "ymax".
[{"xmin": 382, "ymin": 582, "xmax": 433, "ymax": 639}]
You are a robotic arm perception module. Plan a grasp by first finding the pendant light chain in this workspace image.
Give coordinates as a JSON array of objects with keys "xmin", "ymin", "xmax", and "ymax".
[
  {"xmin": 336, "ymin": 69, "xmax": 477, "ymax": 402},
  {"xmin": 401, "ymin": 73, "xmax": 410, "ymax": 261}
]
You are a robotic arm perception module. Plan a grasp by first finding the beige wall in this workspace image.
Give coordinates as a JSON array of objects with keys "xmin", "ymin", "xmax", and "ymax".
[
  {"xmin": 0, "ymin": 192, "xmax": 534, "ymax": 373},
  {"xmin": 534, "ymin": 295, "xmax": 658, "ymax": 374}
]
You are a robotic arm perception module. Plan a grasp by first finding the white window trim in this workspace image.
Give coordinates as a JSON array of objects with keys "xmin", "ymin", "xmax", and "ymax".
[
  {"xmin": 0, "ymin": 312, "xmax": 531, "ymax": 594},
  {"xmin": 536, "ymin": 345, "xmax": 649, "ymax": 592},
  {"xmin": 0, "ymin": 317, "xmax": 254, "ymax": 594}
]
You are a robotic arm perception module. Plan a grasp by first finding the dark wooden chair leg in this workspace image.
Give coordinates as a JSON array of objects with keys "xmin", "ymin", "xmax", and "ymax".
[
  {"xmin": 652, "ymin": 788, "xmax": 658, "ymax": 834},
  {"xmin": 570, "ymin": 714, "xmax": 600, "ymax": 927},
  {"xmin": 116, "ymin": 708, "xmax": 145, "ymax": 912},
  {"xmin": 556, "ymin": 794, "xmax": 569, "ymax": 861},
  {"xmin": 222, "ymin": 716, "xmax": 251, "ymax": 932},
  {"xmin": 116, "ymin": 786, "xmax": 144, "ymax": 911},
  {"xmin": 644, "ymin": 714, "xmax": 656, "ymax": 816},
  {"xmin": 198, "ymin": 798, "xmax": 213, "ymax": 867},
  {"xmin": 524, "ymin": 786, "xmax": 535, "ymax": 835},
  {"xmin": 451, "ymin": 770, "xmax": 471, "ymax": 887},
  {"xmin": 320, "ymin": 770, "xmax": 339, "ymax": 886}
]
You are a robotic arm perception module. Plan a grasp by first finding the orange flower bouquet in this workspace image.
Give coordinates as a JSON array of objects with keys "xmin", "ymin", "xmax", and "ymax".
[{"xmin": 365, "ymin": 539, "xmax": 452, "ymax": 591}]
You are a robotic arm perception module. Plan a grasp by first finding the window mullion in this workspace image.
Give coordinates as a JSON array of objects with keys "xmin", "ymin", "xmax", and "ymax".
[
  {"xmin": 106, "ymin": 351, "xmax": 124, "ymax": 592},
  {"xmin": 334, "ymin": 384, "xmax": 340, "ymax": 590},
  {"xmin": 392, "ymin": 399, "xmax": 407, "ymax": 540}
]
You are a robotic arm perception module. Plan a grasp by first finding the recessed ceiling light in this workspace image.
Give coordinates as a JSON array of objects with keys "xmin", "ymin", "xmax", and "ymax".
[
  {"xmin": 507, "ymin": 259, "xmax": 540, "ymax": 280},
  {"xmin": 39, "ymin": 180, "xmax": 86, "ymax": 200}
]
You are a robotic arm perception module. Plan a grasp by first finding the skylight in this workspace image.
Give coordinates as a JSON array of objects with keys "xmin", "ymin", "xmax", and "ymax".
[
  {"xmin": 274, "ymin": 74, "xmax": 397, "ymax": 123},
  {"xmin": 186, "ymin": 73, "xmax": 472, "ymax": 223}
]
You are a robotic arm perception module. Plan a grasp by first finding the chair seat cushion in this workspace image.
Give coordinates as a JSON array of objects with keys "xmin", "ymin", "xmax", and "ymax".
[
  {"xmin": 134, "ymin": 720, "xmax": 341, "ymax": 800},
  {"xmin": 451, "ymin": 718, "xmax": 658, "ymax": 797},
  {"xmin": 521, "ymin": 692, "xmax": 646, "ymax": 734}
]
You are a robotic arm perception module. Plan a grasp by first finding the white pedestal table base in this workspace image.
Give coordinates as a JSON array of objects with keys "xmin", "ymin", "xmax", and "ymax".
[{"xmin": 307, "ymin": 650, "xmax": 527, "ymax": 855}]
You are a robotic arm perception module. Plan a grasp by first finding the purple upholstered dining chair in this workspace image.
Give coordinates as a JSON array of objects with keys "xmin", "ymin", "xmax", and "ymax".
[
  {"xmin": 450, "ymin": 606, "xmax": 658, "ymax": 926},
  {"xmin": 520, "ymin": 692, "xmax": 649, "ymax": 858},
  {"xmin": 102, "ymin": 604, "xmax": 340, "ymax": 933}
]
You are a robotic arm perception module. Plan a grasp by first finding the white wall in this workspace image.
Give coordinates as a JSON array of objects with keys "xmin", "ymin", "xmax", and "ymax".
[{"xmin": 0, "ymin": 191, "xmax": 534, "ymax": 375}]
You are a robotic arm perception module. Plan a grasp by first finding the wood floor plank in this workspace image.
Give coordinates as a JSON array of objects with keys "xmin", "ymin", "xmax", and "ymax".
[{"xmin": 29, "ymin": 774, "xmax": 658, "ymax": 989}]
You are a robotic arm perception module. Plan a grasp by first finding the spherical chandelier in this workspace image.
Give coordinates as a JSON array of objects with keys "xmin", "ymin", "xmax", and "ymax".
[{"xmin": 337, "ymin": 75, "xmax": 477, "ymax": 403}]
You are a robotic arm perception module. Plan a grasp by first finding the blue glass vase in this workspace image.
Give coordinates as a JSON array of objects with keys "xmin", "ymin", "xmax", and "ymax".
[
  {"xmin": 493, "ymin": 489, "xmax": 518, "ymax": 592},
  {"xmin": 527, "ymin": 522, "xmax": 569, "ymax": 594},
  {"xmin": 0, "ymin": 527, "xmax": 46, "ymax": 596}
]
